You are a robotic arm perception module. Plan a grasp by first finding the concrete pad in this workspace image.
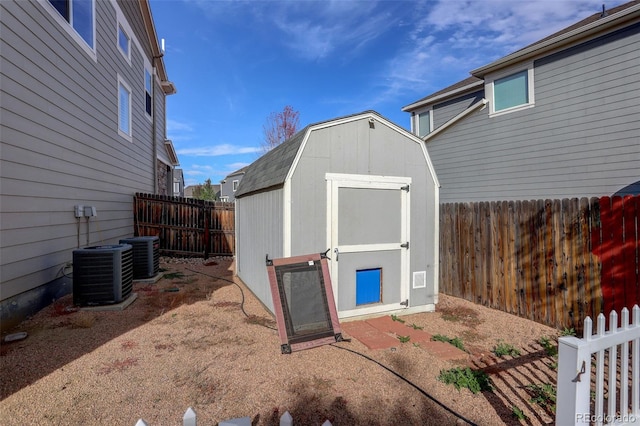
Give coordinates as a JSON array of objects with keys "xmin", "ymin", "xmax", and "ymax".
[
  {"xmin": 79, "ymin": 293, "xmax": 138, "ymax": 312},
  {"xmin": 133, "ymin": 272, "xmax": 164, "ymax": 284}
]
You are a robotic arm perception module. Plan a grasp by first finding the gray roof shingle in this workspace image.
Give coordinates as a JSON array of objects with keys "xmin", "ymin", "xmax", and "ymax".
[{"xmin": 235, "ymin": 111, "xmax": 382, "ymax": 198}]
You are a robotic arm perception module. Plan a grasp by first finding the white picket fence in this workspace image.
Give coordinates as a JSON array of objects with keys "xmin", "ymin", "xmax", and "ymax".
[
  {"xmin": 557, "ymin": 305, "xmax": 640, "ymax": 426},
  {"xmin": 135, "ymin": 407, "xmax": 333, "ymax": 426}
]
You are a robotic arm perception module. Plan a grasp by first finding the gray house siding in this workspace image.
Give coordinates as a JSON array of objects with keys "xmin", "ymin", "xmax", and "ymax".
[
  {"xmin": 432, "ymin": 91, "xmax": 484, "ymax": 129},
  {"xmin": 236, "ymin": 190, "xmax": 284, "ymax": 312},
  {"xmin": 0, "ymin": 0, "xmax": 171, "ymax": 330},
  {"xmin": 426, "ymin": 22, "xmax": 640, "ymax": 203}
]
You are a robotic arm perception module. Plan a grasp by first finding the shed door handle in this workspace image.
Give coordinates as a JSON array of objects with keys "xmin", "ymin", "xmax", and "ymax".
[{"xmin": 334, "ymin": 247, "xmax": 339, "ymax": 261}]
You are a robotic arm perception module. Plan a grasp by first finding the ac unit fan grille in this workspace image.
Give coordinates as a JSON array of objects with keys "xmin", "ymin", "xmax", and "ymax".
[
  {"xmin": 119, "ymin": 237, "xmax": 159, "ymax": 279},
  {"xmin": 73, "ymin": 245, "xmax": 133, "ymax": 306}
]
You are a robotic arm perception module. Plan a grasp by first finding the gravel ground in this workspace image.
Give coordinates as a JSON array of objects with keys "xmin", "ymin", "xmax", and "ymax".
[{"xmin": 0, "ymin": 258, "xmax": 560, "ymax": 425}]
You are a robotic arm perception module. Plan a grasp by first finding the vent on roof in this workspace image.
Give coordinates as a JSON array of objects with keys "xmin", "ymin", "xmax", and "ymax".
[
  {"xmin": 600, "ymin": 4, "xmax": 608, "ymax": 18},
  {"xmin": 73, "ymin": 244, "xmax": 133, "ymax": 306}
]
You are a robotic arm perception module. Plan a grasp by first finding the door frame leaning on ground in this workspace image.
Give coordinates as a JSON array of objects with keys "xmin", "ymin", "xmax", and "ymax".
[{"xmin": 325, "ymin": 173, "xmax": 411, "ymax": 318}]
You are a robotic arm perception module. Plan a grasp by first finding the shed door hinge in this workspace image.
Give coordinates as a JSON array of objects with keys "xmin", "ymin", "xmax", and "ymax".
[
  {"xmin": 400, "ymin": 242, "xmax": 409, "ymax": 249},
  {"xmin": 400, "ymin": 185, "xmax": 410, "ymax": 192}
]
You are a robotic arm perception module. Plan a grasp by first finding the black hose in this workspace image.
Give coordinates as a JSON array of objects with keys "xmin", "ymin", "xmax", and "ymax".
[
  {"xmin": 185, "ymin": 267, "xmax": 277, "ymax": 330},
  {"xmin": 188, "ymin": 267, "xmax": 477, "ymax": 425},
  {"xmin": 329, "ymin": 343, "xmax": 478, "ymax": 426}
]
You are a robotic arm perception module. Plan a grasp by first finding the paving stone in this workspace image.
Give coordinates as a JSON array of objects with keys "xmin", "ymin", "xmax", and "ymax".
[{"xmin": 341, "ymin": 321, "xmax": 399, "ymax": 350}]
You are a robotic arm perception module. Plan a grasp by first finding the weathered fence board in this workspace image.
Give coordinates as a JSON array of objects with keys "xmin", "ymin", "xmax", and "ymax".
[
  {"xmin": 133, "ymin": 193, "xmax": 235, "ymax": 258},
  {"xmin": 440, "ymin": 195, "xmax": 640, "ymax": 331}
]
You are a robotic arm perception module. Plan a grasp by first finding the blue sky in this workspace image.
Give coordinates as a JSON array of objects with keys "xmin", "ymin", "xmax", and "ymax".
[{"xmin": 150, "ymin": 0, "xmax": 606, "ymax": 187}]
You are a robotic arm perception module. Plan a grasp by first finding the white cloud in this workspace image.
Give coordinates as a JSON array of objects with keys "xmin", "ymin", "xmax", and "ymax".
[
  {"xmin": 167, "ymin": 119, "xmax": 193, "ymax": 133},
  {"xmin": 271, "ymin": 3, "xmax": 399, "ymax": 61},
  {"xmin": 376, "ymin": 0, "xmax": 604, "ymax": 102},
  {"xmin": 176, "ymin": 144, "xmax": 261, "ymax": 157}
]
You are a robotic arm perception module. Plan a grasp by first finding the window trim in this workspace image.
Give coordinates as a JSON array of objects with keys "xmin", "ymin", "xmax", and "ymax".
[
  {"xmin": 117, "ymin": 75, "xmax": 133, "ymax": 142},
  {"xmin": 232, "ymin": 180, "xmax": 239, "ymax": 192},
  {"xmin": 144, "ymin": 66, "xmax": 153, "ymax": 120},
  {"xmin": 40, "ymin": 0, "xmax": 97, "ymax": 61},
  {"xmin": 412, "ymin": 107, "xmax": 433, "ymax": 138},
  {"xmin": 117, "ymin": 24, "xmax": 131, "ymax": 63},
  {"xmin": 486, "ymin": 63, "xmax": 535, "ymax": 117}
]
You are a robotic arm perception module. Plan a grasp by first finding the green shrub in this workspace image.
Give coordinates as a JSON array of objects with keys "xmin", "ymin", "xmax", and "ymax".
[
  {"xmin": 432, "ymin": 334, "xmax": 466, "ymax": 352},
  {"xmin": 525, "ymin": 383, "xmax": 556, "ymax": 413},
  {"xmin": 538, "ymin": 336, "xmax": 558, "ymax": 357},
  {"xmin": 492, "ymin": 341, "xmax": 521, "ymax": 358},
  {"xmin": 511, "ymin": 405, "xmax": 528, "ymax": 421},
  {"xmin": 438, "ymin": 367, "xmax": 492, "ymax": 394}
]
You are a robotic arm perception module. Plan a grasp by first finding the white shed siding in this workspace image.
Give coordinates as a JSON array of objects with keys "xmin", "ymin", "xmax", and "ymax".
[
  {"xmin": 0, "ymin": 0, "xmax": 163, "ymax": 312},
  {"xmin": 236, "ymin": 189, "xmax": 284, "ymax": 313},
  {"xmin": 427, "ymin": 24, "xmax": 640, "ymax": 202},
  {"xmin": 288, "ymin": 118, "xmax": 439, "ymax": 306}
]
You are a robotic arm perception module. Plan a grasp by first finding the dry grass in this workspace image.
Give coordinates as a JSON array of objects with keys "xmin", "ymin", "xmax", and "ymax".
[{"xmin": 0, "ymin": 258, "xmax": 562, "ymax": 425}]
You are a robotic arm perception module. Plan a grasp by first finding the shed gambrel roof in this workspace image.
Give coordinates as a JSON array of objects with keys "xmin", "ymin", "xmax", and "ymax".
[
  {"xmin": 234, "ymin": 125, "xmax": 309, "ymax": 198},
  {"xmin": 235, "ymin": 110, "xmax": 428, "ymax": 198}
]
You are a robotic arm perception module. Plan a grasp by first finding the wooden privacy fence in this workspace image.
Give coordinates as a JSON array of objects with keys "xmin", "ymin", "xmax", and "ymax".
[
  {"xmin": 133, "ymin": 193, "xmax": 235, "ymax": 258},
  {"xmin": 440, "ymin": 195, "xmax": 639, "ymax": 331}
]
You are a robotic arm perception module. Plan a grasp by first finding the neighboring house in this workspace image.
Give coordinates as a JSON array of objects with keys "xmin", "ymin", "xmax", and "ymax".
[
  {"xmin": 183, "ymin": 185, "xmax": 199, "ymax": 198},
  {"xmin": 235, "ymin": 111, "xmax": 440, "ymax": 319},
  {"xmin": 219, "ymin": 166, "xmax": 248, "ymax": 202},
  {"xmin": 402, "ymin": 1, "xmax": 640, "ymax": 203},
  {"xmin": 173, "ymin": 169, "xmax": 185, "ymax": 197},
  {"xmin": 184, "ymin": 183, "xmax": 221, "ymax": 200},
  {"xmin": 0, "ymin": 0, "xmax": 177, "ymax": 331}
]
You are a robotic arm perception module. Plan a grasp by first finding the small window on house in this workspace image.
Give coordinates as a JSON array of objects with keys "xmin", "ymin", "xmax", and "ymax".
[
  {"xmin": 144, "ymin": 69, "xmax": 153, "ymax": 117},
  {"xmin": 489, "ymin": 65, "xmax": 535, "ymax": 115},
  {"xmin": 415, "ymin": 110, "xmax": 431, "ymax": 138},
  {"xmin": 232, "ymin": 180, "xmax": 239, "ymax": 192},
  {"xmin": 118, "ymin": 25, "xmax": 130, "ymax": 60},
  {"xmin": 47, "ymin": 0, "xmax": 95, "ymax": 50},
  {"xmin": 173, "ymin": 182, "xmax": 180, "ymax": 194},
  {"xmin": 118, "ymin": 76, "xmax": 132, "ymax": 140}
]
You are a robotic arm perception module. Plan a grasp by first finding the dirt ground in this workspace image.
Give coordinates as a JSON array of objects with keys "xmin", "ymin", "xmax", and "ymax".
[{"xmin": 0, "ymin": 257, "xmax": 561, "ymax": 425}]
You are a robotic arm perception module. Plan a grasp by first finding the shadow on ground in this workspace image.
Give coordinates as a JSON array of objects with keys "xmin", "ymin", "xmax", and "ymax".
[{"xmin": 0, "ymin": 258, "xmax": 235, "ymax": 400}]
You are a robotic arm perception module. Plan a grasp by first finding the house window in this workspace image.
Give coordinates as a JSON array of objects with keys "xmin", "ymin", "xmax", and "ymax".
[
  {"xmin": 145, "ymin": 68, "xmax": 153, "ymax": 117},
  {"xmin": 232, "ymin": 180, "xmax": 239, "ymax": 192},
  {"xmin": 118, "ymin": 76, "xmax": 132, "ymax": 140},
  {"xmin": 488, "ymin": 64, "xmax": 535, "ymax": 115},
  {"xmin": 118, "ymin": 25, "xmax": 130, "ymax": 60},
  {"xmin": 173, "ymin": 181, "xmax": 180, "ymax": 194},
  {"xmin": 414, "ymin": 109, "xmax": 432, "ymax": 138},
  {"xmin": 47, "ymin": 0, "xmax": 95, "ymax": 50}
]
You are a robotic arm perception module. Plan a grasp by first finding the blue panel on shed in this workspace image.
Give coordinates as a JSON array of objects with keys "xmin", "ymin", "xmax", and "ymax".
[{"xmin": 356, "ymin": 268, "xmax": 381, "ymax": 305}]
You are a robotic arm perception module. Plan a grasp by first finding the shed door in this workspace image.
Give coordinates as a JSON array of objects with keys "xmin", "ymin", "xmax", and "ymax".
[{"xmin": 326, "ymin": 174, "xmax": 410, "ymax": 318}]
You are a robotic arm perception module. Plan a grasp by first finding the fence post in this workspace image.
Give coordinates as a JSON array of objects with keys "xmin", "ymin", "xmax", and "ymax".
[
  {"xmin": 556, "ymin": 333, "xmax": 591, "ymax": 425},
  {"xmin": 279, "ymin": 411, "xmax": 293, "ymax": 426},
  {"xmin": 183, "ymin": 407, "xmax": 196, "ymax": 426}
]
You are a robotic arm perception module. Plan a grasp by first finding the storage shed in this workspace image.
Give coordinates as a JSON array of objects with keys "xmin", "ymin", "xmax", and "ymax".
[{"xmin": 235, "ymin": 111, "xmax": 440, "ymax": 319}]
